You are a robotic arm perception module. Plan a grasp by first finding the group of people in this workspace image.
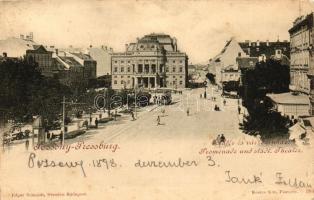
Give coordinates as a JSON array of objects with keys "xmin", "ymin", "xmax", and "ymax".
[
  {"xmin": 214, "ymin": 105, "xmax": 220, "ymax": 111},
  {"xmin": 83, "ymin": 118, "xmax": 99, "ymax": 129},
  {"xmin": 212, "ymin": 134, "xmax": 226, "ymax": 145}
]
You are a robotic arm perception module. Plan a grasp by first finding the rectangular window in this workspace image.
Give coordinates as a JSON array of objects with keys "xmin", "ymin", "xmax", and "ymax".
[
  {"xmin": 114, "ymin": 67, "xmax": 118, "ymax": 72},
  {"xmin": 127, "ymin": 67, "xmax": 130, "ymax": 72},
  {"xmin": 179, "ymin": 67, "xmax": 183, "ymax": 72},
  {"xmin": 114, "ymin": 80, "xmax": 117, "ymax": 84},
  {"xmin": 144, "ymin": 64, "xmax": 149, "ymax": 73},
  {"xmin": 152, "ymin": 64, "xmax": 156, "ymax": 73},
  {"xmin": 121, "ymin": 80, "xmax": 124, "ymax": 84},
  {"xmin": 180, "ymin": 81, "xmax": 183, "ymax": 85},
  {"xmin": 138, "ymin": 64, "xmax": 143, "ymax": 73},
  {"xmin": 121, "ymin": 67, "xmax": 124, "ymax": 72},
  {"xmin": 166, "ymin": 67, "xmax": 169, "ymax": 72},
  {"xmin": 173, "ymin": 67, "xmax": 176, "ymax": 72}
]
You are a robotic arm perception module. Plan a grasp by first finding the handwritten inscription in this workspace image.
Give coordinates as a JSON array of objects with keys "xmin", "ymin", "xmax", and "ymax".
[
  {"xmin": 134, "ymin": 157, "xmax": 198, "ymax": 168},
  {"xmin": 28, "ymin": 152, "xmax": 87, "ymax": 177},
  {"xmin": 26, "ymin": 152, "xmax": 313, "ymax": 191},
  {"xmin": 275, "ymin": 172, "xmax": 312, "ymax": 189},
  {"xmin": 225, "ymin": 170, "xmax": 263, "ymax": 184}
]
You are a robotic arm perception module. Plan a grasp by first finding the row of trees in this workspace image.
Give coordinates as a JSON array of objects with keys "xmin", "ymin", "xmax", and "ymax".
[
  {"xmin": 0, "ymin": 58, "xmax": 152, "ymax": 128},
  {"xmin": 0, "ymin": 59, "xmax": 71, "ymax": 126}
]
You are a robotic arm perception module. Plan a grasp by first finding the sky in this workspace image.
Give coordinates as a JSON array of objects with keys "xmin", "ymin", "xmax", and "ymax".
[{"xmin": 0, "ymin": 0, "xmax": 314, "ymax": 64}]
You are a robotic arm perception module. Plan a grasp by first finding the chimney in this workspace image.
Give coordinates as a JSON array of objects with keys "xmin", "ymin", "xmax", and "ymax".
[
  {"xmin": 266, "ymin": 40, "xmax": 269, "ymax": 46},
  {"xmin": 89, "ymin": 45, "xmax": 93, "ymax": 48},
  {"xmin": 55, "ymin": 49, "xmax": 59, "ymax": 55},
  {"xmin": 20, "ymin": 34, "xmax": 24, "ymax": 39},
  {"xmin": 110, "ymin": 47, "xmax": 113, "ymax": 51},
  {"xmin": 3, "ymin": 52, "xmax": 7, "ymax": 58},
  {"xmin": 125, "ymin": 44, "xmax": 128, "ymax": 50},
  {"xmin": 105, "ymin": 46, "xmax": 108, "ymax": 50},
  {"xmin": 248, "ymin": 40, "xmax": 251, "ymax": 46},
  {"xmin": 101, "ymin": 45, "xmax": 104, "ymax": 49},
  {"xmin": 257, "ymin": 40, "xmax": 260, "ymax": 46}
]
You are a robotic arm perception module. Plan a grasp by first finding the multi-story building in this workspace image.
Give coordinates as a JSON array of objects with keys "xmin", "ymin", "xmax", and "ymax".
[
  {"xmin": 52, "ymin": 51, "xmax": 97, "ymax": 87},
  {"xmin": 221, "ymin": 66, "xmax": 240, "ymax": 83},
  {"xmin": 239, "ymin": 40, "xmax": 290, "ymax": 61},
  {"xmin": 289, "ymin": 13, "xmax": 313, "ymax": 96},
  {"xmin": 26, "ymin": 45, "xmax": 54, "ymax": 77},
  {"xmin": 89, "ymin": 45, "xmax": 113, "ymax": 77},
  {"xmin": 207, "ymin": 38, "xmax": 248, "ymax": 87},
  {"xmin": 111, "ymin": 33, "xmax": 188, "ymax": 90}
]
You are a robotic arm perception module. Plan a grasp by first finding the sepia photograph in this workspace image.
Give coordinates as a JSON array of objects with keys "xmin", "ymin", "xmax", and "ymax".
[{"xmin": 1, "ymin": 0, "xmax": 314, "ymax": 199}]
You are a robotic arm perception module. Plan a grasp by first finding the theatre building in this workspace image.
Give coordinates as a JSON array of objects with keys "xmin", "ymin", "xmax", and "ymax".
[{"xmin": 111, "ymin": 33, "xmax": 188, "ymax": 90}]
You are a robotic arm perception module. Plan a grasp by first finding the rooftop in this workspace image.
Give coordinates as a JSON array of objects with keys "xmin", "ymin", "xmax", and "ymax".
[{"xmin": 267, "ymin": 92, "xmax": 309, "ymax": 105}]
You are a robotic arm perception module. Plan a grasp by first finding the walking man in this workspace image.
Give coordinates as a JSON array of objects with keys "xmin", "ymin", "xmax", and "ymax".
[
  {"xmin": 238, "ymin": 106, "xmax": 241, "ymax": 114},
  {"xmin": 25, "ymin": 139, "xmax": 29, "ymax": 151},
  {"xmin": 131, "ymin": 111, "xmax": 136, "ymax": 121},
  {"xmin": 95, "ymin": 118, "xmax": 99, "ymax": 128},
  {"xmin": 157, "ymin": 115, "xmax": 161, "ymax": 125},
  {"xmin": 223, "ymin": 99, "xmax": 226, "ymax": 106},
  {"xmin": 187, "ymin": 107, "xmax": 190, "ymax": 116}
]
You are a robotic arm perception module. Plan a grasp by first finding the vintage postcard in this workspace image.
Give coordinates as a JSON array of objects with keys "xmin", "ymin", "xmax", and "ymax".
[{"xmin": 1, "ymin": 0, "xmax": 314, "ymax": 199}]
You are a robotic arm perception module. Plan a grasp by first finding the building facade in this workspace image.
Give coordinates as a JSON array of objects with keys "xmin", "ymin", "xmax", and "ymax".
[
  {"xmin": 221, "ymin": 66, "xmax": 240, "ymax": 83},
  {"xmin": 111, "ymin": 33, "xmax": 188, "ymax": 90},
  {"xmin": 207, "ymin": 38, "xmax": 248, "ymax": 87},
  {"xmin": 239, "ymin": 40, "xmax": 290, "ymax": 61},
  {"xmin": 26, "ymin": 45, "xmax": 54, "ymax": 77},
  {"xmin": 51, "ymin": 50, "xmax": 97, "ymax": 87},
  {"xmin": 289, "ymin": 13, "xmax": 313, "ymax": 97},
  {"xmin": 89, "ymin": 46, "xmax": 113, "ymax": 77}
]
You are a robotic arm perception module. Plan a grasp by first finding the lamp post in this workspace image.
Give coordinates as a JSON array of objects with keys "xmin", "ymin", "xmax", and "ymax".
[{"xmin": 61, "ymin": 96, "xmax": 86, "ymax": 146}]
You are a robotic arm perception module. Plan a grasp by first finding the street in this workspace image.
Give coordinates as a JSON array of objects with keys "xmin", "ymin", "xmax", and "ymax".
[{"xmin": 66, "ymin": 86, "xmax": 255, "ymax": 145}]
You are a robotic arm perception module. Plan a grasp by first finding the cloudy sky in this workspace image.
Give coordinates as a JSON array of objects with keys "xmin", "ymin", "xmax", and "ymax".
[{"xmin": 1, "ymin": 0, "xmax": 314, "ymax": 63}]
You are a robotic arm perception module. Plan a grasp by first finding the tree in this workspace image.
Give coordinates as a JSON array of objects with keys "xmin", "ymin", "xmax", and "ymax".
[
  {"xmin": 240, "ymin": 59, "xmax": 290, "ymax": 140},
  {"xmin": 0, "ymin": 58, "xmax": 71, "ymax": 126},
  {"xmin": 206, "ymin": 73, "xmax": 216, "ymax": 84}
]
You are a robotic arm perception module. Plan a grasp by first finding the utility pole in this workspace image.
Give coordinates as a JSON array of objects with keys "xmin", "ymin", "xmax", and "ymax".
[
  {"xmin": 62, "ymin": 96, "xmax": 65, "ymax": 146},
  {"xmin": 61, "ymin": 96, "xmax": 86, "ymax": 146},
  {"xmin": 134, "ymin": 85, "xmax": 137, "ymax": 118}
]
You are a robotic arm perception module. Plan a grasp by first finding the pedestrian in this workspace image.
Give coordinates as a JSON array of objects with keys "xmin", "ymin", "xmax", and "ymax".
[
  {"xmin": 131, "ymin": 111, "xmax": 136, "ymax": 121},
  {"xmin": 25, "ymin": 139, "xmax": 29, "ymax": 151},
  {"xmin": 213, "ymin": 134, "xmax": 221, "ymax": 145},
  {"xmin": 95, "ymin": 118, "xmax": 99, "ymax": 128},
  {"xmin": 220, "ymin": 134, "xmax": 226, "ymax": 145},
  {"xmin": 238, "ymin": 106, "xmax": 241, "ymax": 114},
  {"xmin": 187, "ymin": 108, "xmax": 190, "ymax": 116},
  {"xmin": 200, "ymin": 94, "xmax": 202, "ymax": 98},
  {"xmin": 83, "ymin": 120, "xmax": 89, "ymax": 130},
  {"xmin": 89, "ymin": 115, "xmax": 92, "ymax": 124},
  {"xmin": 161, "ymin": 108, "xmax": 165, "ymax": 116},
  {"xmin": 60, "ymin": 131, "xmax": 63, "ymax": 142},
  {"xmin": 223, "ymin": 99, "xmax": 226, "ymax": 106},
  {"xmin": 114, "ymin": 109, "xmax": 117, "ymax": 121},
  {"xmin": 157, "ymin": 115, "xmax": 161, "ymax": 125}
]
